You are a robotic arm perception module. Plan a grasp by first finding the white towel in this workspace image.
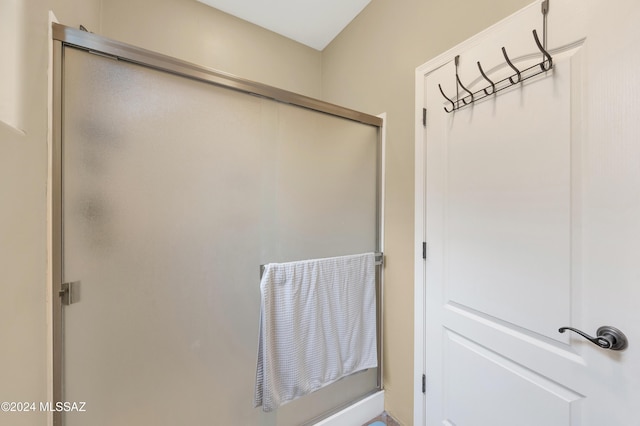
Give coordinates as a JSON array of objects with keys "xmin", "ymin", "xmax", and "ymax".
[{"xmin": 254, "ymin": 253, "xmax": 378, "ymax": 412}]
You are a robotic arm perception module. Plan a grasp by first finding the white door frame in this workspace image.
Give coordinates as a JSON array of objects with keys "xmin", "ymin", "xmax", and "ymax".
[{"xmin": 412, "ymin": 3, "xmax": 543, "ymax": 424}]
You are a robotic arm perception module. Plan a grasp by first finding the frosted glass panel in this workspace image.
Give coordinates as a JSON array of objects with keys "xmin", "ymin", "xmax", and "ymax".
[
  {"xmin": 61, "ymin": 47, "xmax": 379, "ymax": 426},
  {"xmin": 266, "ymin": 102, "xmax": 378, "ymax": 262}
]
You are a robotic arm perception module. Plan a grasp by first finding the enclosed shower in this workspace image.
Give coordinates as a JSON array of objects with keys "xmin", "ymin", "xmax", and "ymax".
[{"xmin": 52, "ymin": 24, "xmax": 383, "ymax": 426}]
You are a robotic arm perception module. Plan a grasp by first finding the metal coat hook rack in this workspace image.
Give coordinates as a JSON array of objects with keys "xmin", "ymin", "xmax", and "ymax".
[{"xmin": 438, "ymin": 28, "xmax": 553, "ymax": 113}]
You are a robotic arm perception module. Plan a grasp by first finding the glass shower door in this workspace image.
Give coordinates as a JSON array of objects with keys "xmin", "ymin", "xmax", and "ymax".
[{"xmin": 60, "ymin": 44, "xmax": 379, "ymax": 426}]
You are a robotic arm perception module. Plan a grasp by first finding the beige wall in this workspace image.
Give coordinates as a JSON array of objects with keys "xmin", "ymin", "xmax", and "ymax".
[
  {"xmin": 0, "ymin": 1, "xmax": 101, "ymax": 425},
  {"xmin": 321, "ymin": 0, "xmax": 531, "ymax": 423},
  {"xmin": 100, "ymin": 0, "xmax": 323, "ymax": 98}
]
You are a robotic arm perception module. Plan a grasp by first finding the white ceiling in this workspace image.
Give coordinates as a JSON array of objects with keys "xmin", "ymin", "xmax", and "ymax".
[{"xmin": 197, "ymin": 0, "xmax": 371, "ymax": 51}]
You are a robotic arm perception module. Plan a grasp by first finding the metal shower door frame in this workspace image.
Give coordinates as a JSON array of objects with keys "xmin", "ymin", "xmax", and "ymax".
[{"xmin": 51, "ymin": 23, "xmax": 384, "ymax": 426}]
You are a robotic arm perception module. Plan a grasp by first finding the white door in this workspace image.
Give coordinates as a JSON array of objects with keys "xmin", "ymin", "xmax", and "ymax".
[{"xmin": 415, "ymin": 1, "xmax": 640, "ymax": 425}]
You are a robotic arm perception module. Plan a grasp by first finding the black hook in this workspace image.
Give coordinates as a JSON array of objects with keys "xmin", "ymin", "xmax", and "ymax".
[
  {"xmin": 438, "ymin": 84, "xmax": 455, "ymax": 113},
  {"xmin": 477, "ymin": 61, "xmax": 496, "ymax": 95},
  {"xmin": 455, "ymin": 74, "xmax": 474, "ymax": 105},
  {"xmin": 501, "ymin": 47, "xmax": 522, "ymax": 84},
  {"xmin": 532, "ymin": 29, "xmax": 553, "ymax": 71}
]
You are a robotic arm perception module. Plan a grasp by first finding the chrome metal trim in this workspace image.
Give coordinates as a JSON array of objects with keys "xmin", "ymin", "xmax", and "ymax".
[
  {"xmin": 51, "ymin": 39, "xmax": 63, "ymax": 426},
  {"xmin": 51, "ymin": 23, "xmax": 383, "ymax": 127}
]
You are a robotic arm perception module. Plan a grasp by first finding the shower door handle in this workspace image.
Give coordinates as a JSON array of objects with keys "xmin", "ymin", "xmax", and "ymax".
[
  {"xmin": 558, "ymin": 326, "xmax": 628, "ymax": 351},
  {"xmin": 59, "ymin": 281, "xmax": 81, "ymax": 305}
]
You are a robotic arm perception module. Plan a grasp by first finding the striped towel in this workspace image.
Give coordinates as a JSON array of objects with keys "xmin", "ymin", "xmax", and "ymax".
[{"xmin": 254, "ymin": 253, "xmax": 378, "ymax": 412}]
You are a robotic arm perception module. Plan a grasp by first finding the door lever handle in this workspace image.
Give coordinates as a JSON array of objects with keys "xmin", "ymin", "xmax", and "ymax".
[{"xmin": 558, "ymin": 326, "xmax": 628, "ymax": 351}]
